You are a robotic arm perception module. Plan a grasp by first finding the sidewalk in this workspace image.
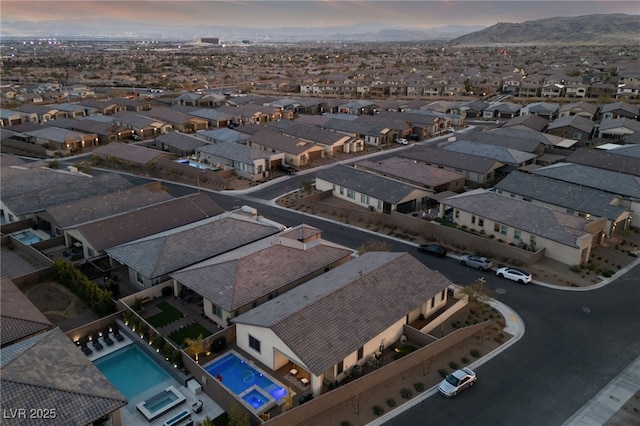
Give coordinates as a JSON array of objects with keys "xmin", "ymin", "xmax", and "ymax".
[{"xmin": 562, "ymin": 355, "xmax": 640, "ymax": 426}]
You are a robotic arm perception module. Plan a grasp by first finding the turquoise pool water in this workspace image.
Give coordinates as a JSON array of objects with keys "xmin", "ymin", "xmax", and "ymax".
[
  {"xmin": 13, "ymin": 230, "xmax": 44, "ymax": 245},
  {"xmin": 93, "ymin": 344, "xmax": 171, "ymax": 400},
  {"xmin": 204, "ymin": 352, "xmax": 287, "ymax": 402}
]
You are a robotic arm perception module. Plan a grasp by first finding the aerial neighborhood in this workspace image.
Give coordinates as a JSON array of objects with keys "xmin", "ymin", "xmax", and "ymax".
[{"xmin": 1, "ymin": 17, "xmax": 640, "ymax": 426}]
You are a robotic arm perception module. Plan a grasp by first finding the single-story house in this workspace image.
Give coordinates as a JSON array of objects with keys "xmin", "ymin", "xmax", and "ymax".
[
  {"xmin": 232, "ymin": 251, "xmax": 452, "ymax": 396},
  {"xmin": 596, "ymin": 117, "xmax": 640, "ymax": 141},
  {"xmin": 171, "ymin": 224, "xmax": 355, "ymax": 328},
  {"xmin": 92, "ymin": 142, "xmax": 170, "ymax": 166},
  {"xmin": 140, "ymin": 107, "xmax": 208, "ymax": 133},
  {"xmin": 440, "ymin": 189, "xmax": 607, "ymax": 265},
  {"xmin": 440, "ymin": 140, "xmax": 538, "ymax": 169},
  {"xmin": 268, "ymin": 121, "xmax": 363, "ymax": 155},
  {"xmin": 195, "ymin": 141, "xmax": 283, "ymax": 181},
  {"xmin": 315, "ymin": 164, "xmax": 433, "ymax": 214},
  {"xmin": 154, "ymin": 132, "xmax": 208, "ymax": 157},
  {"xmin": 247, "ymin": 129, "xmax": 324, "ymax": 167},
  {"xmin": 545, "ymin": 115, "xmax": 595, "ymax": 145}
]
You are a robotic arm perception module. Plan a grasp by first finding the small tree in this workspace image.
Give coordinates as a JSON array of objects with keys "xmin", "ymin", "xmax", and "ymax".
[
  {"xmin": 281, "ymin": 387, "xmax": 294, "ymax": 412},
  {"xmin": 458, "ymin": 277, "xmax": 493, "ymax": 319},
  {"xmin": 300, "ymin": 180, "xmax": 313, "ymax": 194},
  {"xmin": 185, "ymin": 333, "xmax": 205, "ymax": 363}
]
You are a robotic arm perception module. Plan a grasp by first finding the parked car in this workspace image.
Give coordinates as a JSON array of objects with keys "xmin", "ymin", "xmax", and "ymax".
[
  {"xmin": 459, "ymin": 254, "xmax": 493, "ymax": 271},
  {"xmin": 395, "ymin": 137, "xmax": 408, "ymax": 145},
  {"xmin": 417, "ymin": 244, "xmax": 447, "ymax": 257},
  {"xmin": 278, "ymin": 163, "xmax": 298, "ymax": 175},
  {"xmin": 438, "ymin": 367, "xmax": 477, "ymax": 397},
  {"xmin": 496, "ymin": 267, "xmax": 532, "ymax": 284}
]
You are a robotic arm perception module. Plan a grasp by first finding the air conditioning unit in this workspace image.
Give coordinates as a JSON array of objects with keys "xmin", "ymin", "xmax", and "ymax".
[{"xmin": 400, "ymin": 335, "xmax": 408, "ymax": 344}]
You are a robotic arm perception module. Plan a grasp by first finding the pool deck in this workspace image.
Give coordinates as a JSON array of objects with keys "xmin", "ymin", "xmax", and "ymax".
[{"xmin": 87, "ymin": 333, "xmax": 224, "ymax": 425}]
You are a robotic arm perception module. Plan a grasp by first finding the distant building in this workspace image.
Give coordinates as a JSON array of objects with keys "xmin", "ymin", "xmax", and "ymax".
[{"xmin": 197, "ymin": 37, "xmax": 219, "ymax": 45}]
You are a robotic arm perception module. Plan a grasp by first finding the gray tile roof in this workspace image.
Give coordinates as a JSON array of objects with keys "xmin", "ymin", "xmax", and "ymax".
[
  {"xmin": 249, "ymin": 129, "xmax": 318, "ymax": 155},
  {"xmin": 601, "ymin": 144, "xmax": 640, "ymax": 159},
  {"xmin": 443, "ymin": 189, "xmax": 590, "ymax": 247},
  {"xmin": 155, "ymin": 132, "xmax": 208, "ymax": 151},
  {"xmin": 93, "ymin": 142, "xmax": 166, "ymax": 165},
  {"xmin": 1, "ymin": 328, "xmax": 127, "ymax": 426},
  {"xmin": 140, "ymin": 107, "xmax": 197, "ymax": 125},
  {"xmin": 1, "ymin": 166, "xmax": 82, "ymax": 199},
  {"xmin": 356, "ymin": 157, "xmax": 464, "ymax": 188},
  {"xmin": 494, "ymin": 171, "xmax": 627, "ymax": 221},
  {"xmin": 44, "ymin": 183, "xmax": 174, "ymax": 230},
  {"xmin": 171, "ymin": 231, "xmax": 353, "ymax": 312},
  {"xmin": 74, "ymin": 193, "xmax": 225, "ymax": 252},
  {"xmin": 315, "ymin": 164, "xmax": 420, "ymax": 204},
  {"xmin": 400, "ymin": 146, "xmax": 504, "ymax": 174},
  {"xmin": 442, "ymin": 140, "xmax": 537, "ymax": 165},
  {"xmin": 198, "ymin": 128, "xmax": 250, "ymax": 144},
  {"xmin": 2, "ymin": 171, "xmax": 132, "ymax": 216},
  {"xmin": 268, "ymin": 121, "xmax": 350, "ymax": 146},
  {"xmin": 106, "ymin": 213, "xmax": 282, "ymax": 279},
  {"xmin": 233, "ymin": 252, "xmax": 451, "ymax": 376},
  {"xmin": 197, "ymin": 141, "xmax": 273, "ymax": 164},
  {"xmin": 564, "ymin": 147, "xmax": 640, "ymax": 177},
  {"xmin": 1, "ymin": 278, "xmax": 52, "ymax": 347},
  {"xmin": 533, "ymin": 163, "xmax": 640, "ymax": 200},
  {"xmin": 546, "ymin": 115, "xmax": 595, "ymax": 133}
]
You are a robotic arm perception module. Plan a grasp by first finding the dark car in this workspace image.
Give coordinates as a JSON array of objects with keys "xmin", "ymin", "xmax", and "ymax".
[
  {"xmin": 417, "ymin": 244, "xmax": 447, "ymax": 257},
  {"xmin": 278, "ymin": 163, "xmax": 298, "ymax": 175}
]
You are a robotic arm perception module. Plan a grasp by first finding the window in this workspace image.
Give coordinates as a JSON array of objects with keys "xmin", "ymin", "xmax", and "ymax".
[
  {"xmin": 212, "ymin": 304, "xmax": 222, "ymax": 317},
  {"xmin": 88, "ymin": 248, "xmax": 95, "ymax": 257},
  {"xmin": 494, "ymin": 223, "xmax": 500, "ymax": 233},
  {"xmin": 249, "ymin": 335, "xmax": 261, "ymax": 353},
  {"xmin": 377, "ymin": 200, "xmax": 382, "ymax": 209},
  {"xmin": 357, "ymin": 347, "xmax": 364, "ymax": 360},
  {"xmin": 455, "ymin": 210, "xmax": 459, "ymax": 218},
  {"xmin": 337, "ymin": 360, "xmax": 344, "ymax": 374},
  {"xmin": 523, "ymin": 197, "xmax": 531, "ymax": 202},
  {"xmin": 360, "ymin": 194, "xmax": 370, "ymax": 204},
  {"xmin": 514, "ymin": 229, "xmax": 521, "ymax": 240},
  {"xmin": 501, "ymin": 225, "xmax": 508, "ymax": 235},
  {"xmin": 471, "ymin": 215, "xmax": 476, "ymax": 225},
  {"xmin": 431, "ymin": 297, "xmax": 435, "ymax": 309},
  {"xmin": 573, "ymin": 133, "xmax": 582, "ymax": 139},
  {"xmin": 136, "ymin": 272, "xmax": 144, "ymax": 285},
  {"xmin": 478, "ymin": 218, "xmax": 484, "ymax": 227},
  {"xmin": 347, "ymin": 189, "xmax": 355, "ymax": 199},
  {"xmin": 441, "ymin": 289, "xmax": 446, "ymax": 300},
  {"xmin": 339, "ymin": 186, "xmax": 344, "ymax": 195}
]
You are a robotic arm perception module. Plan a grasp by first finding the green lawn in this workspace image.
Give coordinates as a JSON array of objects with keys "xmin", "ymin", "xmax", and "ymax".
[
  {"xmin": 169, "ymin": 323, "xmax": 213, "ymax": 347},
  {"xmin": 146, "ymin": 301, "xmax": 183, "ymax": 328}
]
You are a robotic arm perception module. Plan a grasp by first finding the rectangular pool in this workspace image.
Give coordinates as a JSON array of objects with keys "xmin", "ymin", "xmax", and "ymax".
[
  {"xmin": 204, "ymin": 351, "xmax": 288, "ymax": 414},
  {"xmin": 93, "ymin": 344, "xmax": 172, "ymax": 400},
  {"xmin": 12, "ymin": 230, "xmax": 44, "ymax": 245},
  {"xmin": 136, "ymin": 385, "xmax": 186, "ymax": 421}
]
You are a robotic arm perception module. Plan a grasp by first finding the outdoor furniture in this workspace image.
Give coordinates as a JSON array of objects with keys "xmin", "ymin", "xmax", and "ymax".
[
  {"xmin": 103, "ymin": 334, "xmax": 114, "ymax": 346},
  {"xmin": 92, "ymin": 340, "xmax": 103, "ymax": 351},
  {"xmin": 290, "ymin": 368, "xmax": 298, "ymax": 376},
  {"xmin": 192, "ymin": 400, "xmax": 203, "ymax": 414},
  {"xmin": 300, "ymin": 377, "xmax": 309, "ymax": 385}
]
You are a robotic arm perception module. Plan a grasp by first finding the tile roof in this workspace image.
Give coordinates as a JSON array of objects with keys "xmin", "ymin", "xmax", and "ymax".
[
  {"xmin": 1, "ymin": 328, "xmax": 127, "ymax": 426},
  {"xmin": 442, "ymin": 140, "xmax": 537, "ymax": 165},
  {"xmin": 74, "ymin": 193, "xmax": 225, "ymax": 252},
  {"xmin": 197, "ymin": 141, "xmax": 275, "ymax": 164},
  {"xmin": 315, "ymin": 164, "xmax": 421, "ymax": 204},
  {"xmin": 355, "ymin": 157, "xmax": 464, "ymax": 188},
  {"xmin": 564, "ymin": 147, "xmax": 640, "ymax": 177},
  {"xmin": 233, "ymin": 252, "xmax": 451, "ymax": 376},
  {"xmin": 268, "ymin": 121, "xmax": 351, "ymax": 146},
  {"xmin": 533, "ymin": 163, "xmax": 640, "ymax": 200},
  {"xmin": 546, "ymin": 115, "xmax": 595, "ymax": 133},
  {"xmin": 1, "ymin": 171, "xmax": 132, "ymax": 216},
  {"xmin": 400, "ymin": 146, "xmax": 504, "ymax": 174},
  {"xmin": 249, "ymin": 129, "xmax": 318, "ymax": 155},
  {"xmin": 198, "ymin": 128, "xmax": 251, "ymax": 144},
  {"xmin": 154, "ymin": 132, "xmax": 208, "ymax": 151},
  {"xmin": 171, "ymin": 230, "xmax": 353, "ymax": 312},
  {"xmin": 0, "ymin": 278, "xmax": 52, "ymax": 347},
  {"xmin": 92, "ymin": 142, "xmax": 167, "ymax": 165},
  {"xmin": 106, "ymin": 213, "xmax": 282, "ymax": 279},
  {"xmin": 44, "ymin": 183, "xmax": 174, "ymax": 230},
  {"xmin": 442, "ymin": 189, "xmax": 590, "ymax": 247},
  {"xmin": 494, "ymin": 171, "xmax": 627, "ymax": 221}
]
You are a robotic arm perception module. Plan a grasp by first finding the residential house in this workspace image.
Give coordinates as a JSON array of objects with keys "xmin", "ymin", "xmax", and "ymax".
[
  {"xmin": 196, "ymin": 128, "xmax": 250, "ymax": 145},
  {"xmin": 172, "ymin": 106, "xmax": 238, "ymax": 128},
  {"xmin": 596, "ymin": 117, "xmax": 640, "ymax": 141},
  {"xmin": 616, "ymin": 71, "xmax": 640, "ymax": 99},
  {"xmin": 337, "ymin": 100, "xmax": 377, "ymax": 115},
  {"xmin": 315, "ymin": 164, "xmax": 432, "ymax": 213},
  {"xmin": 37, "ymin": 182, "xmax": 174, "ymax": 237},
  {"xmin": 77, "ymin": 99, "xmax": 128, "ymax": 115},
  {"xmin": 400, "ymin": 146, "xmax": 504, "ymax": 187},
  {"xmin": 587, "ymin": 82, "xmax": 616, "ymax": 99},
  {"xmin": 15, "ymin": 104, "xmax": 68, "ymax": 123},
  {"xmin": 546, "ymin": 115, "xmax": 595, "ymax": 145},
  {"xmin": 0, "ymin": 277, "xmax": 127, "ymax": 425},
  {"xmin": 452, "ymin": 100, "xmax": 489, "ymax": 119},
  {"xmin": 267, "ymin": 121, "xmax": 362, "ymax": 155},
  {"xmin": 599, "ymin": 102, "xmax": 639, "ymax": 121},
  {"xmin": 247, "ymin": 129, "xmax": 324, "ymax": 167},
  {"xmin": 0, "ymin": 109, "xmax": 28, "ymax": 127},
  {"xmin": 106, "ymin": 208, "xmax": 284, "ymax": 290},
  {"xmin": 232, "ymin": 251, "xmax": 452, "ymax": 397},
  {"xmin": 92, "ymin": 142, "xmax": 170, "ymax": 166},
  {"xmin": 195, "ymin": 141, "xmax": 283, "ymax": 181},
  {"xmin": 140, "ymin": 107, "xmax": 208, "ymax": 133},
  {"xmin": 216, "ymin": 105, "xmax": 277, "ymax": 125},
  {"xmin": 441, "ymin": 189, "xmax": 604, "ymax": 265},
  {"xmin": 154, "ymin": 131, "xmax": 208, "ymax": 157},
  {"xmin": 500, "ymin": 114, "xmax": 549, "ymax": 132},
  {"xmin": 43, "ymin": 117, "xmax": 120, "ymax": 145},
  {"xmin": 557, "ymin": 101, "xmax": 599, "ymax": 120},
  {"xmin": 112, "ymin": 110, "xmax": 172, "ymax": 139},
  {"xmin": 533, "ymin": 163, "xmax": 640, "ymax": 228},
  {"xmin": 518, "ymin": 82, "xmax": 542, "ymax": 98},
  {"xmin": 64, "ymin": 193, "xmax": 225, "ymax": 259},
  {"xmin": 519, "ymin": 102, "xmax": 559, "ymax": 121},
  {"xmin": 355, "ymin": 157, "xmax": 465, "ymax": 195},
  {"xmin": 0, "ymin": 167, "xmax": 132, "ymax": 224},
  {"xmin": 440, "ymin": 140, "xmax": 538, "ymax": 170},
  {"xmin": 482, "ymin": 102, "xmax": 522, "ymax": 120},
  {"xmin": 494, "ymin": 171, "xmax": 631, "ymax": 238},
  {"xmin": 564, "ymin": 147, "xmax": 640, "ymax": 177},
  {"xmin": 171, "ymin": 224, "xmax": 354, "ymax": 328}
]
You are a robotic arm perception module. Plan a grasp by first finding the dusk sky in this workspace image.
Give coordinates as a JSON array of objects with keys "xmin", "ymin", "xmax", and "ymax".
[{"xmin": 1, "ymin": 1, "xmax": 638, "ymax": 29}]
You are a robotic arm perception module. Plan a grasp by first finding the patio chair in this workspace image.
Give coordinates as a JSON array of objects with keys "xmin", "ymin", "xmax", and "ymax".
[
  {"xmin": 113, "ymin": 328, "xmax": 125, "ymax": 342},
  {"xmin": 92, "ymin": 339, "xmax": 104, "ymax": 351},
  {"xmin": 103, "ymin": 334, "xmax": 114, "ymax": 346}
]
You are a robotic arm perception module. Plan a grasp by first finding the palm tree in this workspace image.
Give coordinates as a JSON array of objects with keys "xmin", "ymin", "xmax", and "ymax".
[
  {"xmin": 281, "ymin": 387, "xmax": 293, "ymax": 412},
  {"xmin": 185, "ymin": 333, "xmax": 205, "ymax": 363}
]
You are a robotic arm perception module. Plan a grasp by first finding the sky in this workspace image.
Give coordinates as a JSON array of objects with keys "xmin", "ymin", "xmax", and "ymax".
[{"xmin": 1, "ymin": 0, "xmax": 638, "ymax": 29}]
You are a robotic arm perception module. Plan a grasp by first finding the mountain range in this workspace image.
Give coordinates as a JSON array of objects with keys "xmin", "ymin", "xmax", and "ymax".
[{"xmin": 1, "ymin": 14, "xmax": 638, "ymax": 44}]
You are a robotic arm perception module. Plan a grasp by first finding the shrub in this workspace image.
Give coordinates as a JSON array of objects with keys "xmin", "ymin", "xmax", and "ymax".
[
  {"xmin": 570, "ymin": 265, "xmax": 581, "ymax": 273},
  {"xmin": 413, "ymin": 382, "xmax": 425, "ymax": 392},
  {"xmin": 400, "ymin": 388, "xmax": 413, "ymax": 399},
  {"xmin": 449, "ymin": 361, "xmax": 459, "ymax": 369},
  {"xmin": 386, "ymin": 399, "xmax": 397, "ymax": 408},
  {"xmin": 438, "ymin": 369, "xmax": 448, "ymax": 378},
  {"xmin": 372, "ymin": 405, "xmax": 384, "ymax": 416},
  {"xmin": 461, "ymin": 357, "xmax": 469, "ymax": 364},
  {"xmin": 470, "ymin": 349, "xmax": 481, "ymax": 358}
]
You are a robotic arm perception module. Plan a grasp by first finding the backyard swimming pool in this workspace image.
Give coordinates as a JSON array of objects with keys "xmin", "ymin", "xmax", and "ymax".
[
  {"xmin": 93, "ymin": 344, "xmax": 172, "ymax": 400},
  {"xmin": 204, "ymin": 351, "xmax": 287, "ymax": 414},
  {"xmin": 12, "ymin": 230, "xmax": 44, "ymax": 245},
  {"xmin": 175, "ymin": 159, "xmax": 219, "ymax": 171}
]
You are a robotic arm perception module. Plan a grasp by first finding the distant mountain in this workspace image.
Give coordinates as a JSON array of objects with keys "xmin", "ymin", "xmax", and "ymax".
[
  {"xmin": 0, "ymin": 19, "xmax": 483, "ymax": 42},
  {"xmin": 452, "ymin": 14, "xmax": 640, "ymax": 46}
]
